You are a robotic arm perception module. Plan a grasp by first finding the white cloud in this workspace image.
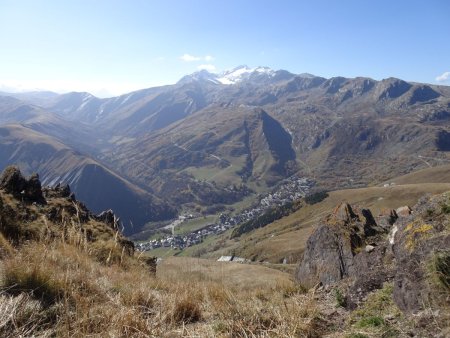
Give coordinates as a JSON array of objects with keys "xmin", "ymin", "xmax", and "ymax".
[
  {"xmin": 436, "ymin": 71, "xmax": 450, "ymax": 82},
  {"xmin": 180, "ymin": 54, "xmax": 202, "ymax": 62},
  {"xmin": 197, "ymin": 64, "xmax": 216, "ymax": 72},
  {"xmin": 180, "ymin": 54, "xmax": 215, "ymax": 62}
]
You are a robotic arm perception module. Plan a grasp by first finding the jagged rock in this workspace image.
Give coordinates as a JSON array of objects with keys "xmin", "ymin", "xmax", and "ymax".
[
  {"xmin": 390, "ymin": 195, "xmax": 450, "ymax": 314},
  {"xmin": 26, "ymin": 174, "xmax": 46, "ymax": 204},
  {"xmin": 346, "ymin": 243, "xmax": 395, "ymax": 308},
  {"xmin": 142, "ymin": 256, "xmax": 157, "ymax": 275},
  {"xmin": 0, "ymin": 166, "xmax": 27, "ymax": 197},
  {"xmin": 0, "ymin": 166, "xmax": 46, "ymax": 204},
  {"xmin": 298, "ymin": 194, "xmax": 450, "ymax": 329},
  {"xmin": 395, "ymin": 206, "xmax": 412, "ymax": 217},
  {"xmin": 43, "ymin": 183, "xmax": 71, "ymax": 199},
  {"xmin": 296, "ymin": 224, "xmax": 356, "ymax": 288},
  {"xmin": 365, "ymin": 244, "xmax": 375, "ymax": 252},
  {"xmin": 296, "ymin": 202, "xmax": 383, "ymax": 288},
  {"xmin": 331, "ymin": 202, "xmax": 358, "ymax": 222},
  {"xmin": 376, "ymin": 208, "xmax": 398, "ymax": 229},
  {"xmin": 94, "ymin": 209, "xmax": 120, "ymax": 229}
]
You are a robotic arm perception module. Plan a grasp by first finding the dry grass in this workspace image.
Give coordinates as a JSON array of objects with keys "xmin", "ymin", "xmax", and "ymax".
[
  {"xmin": 384, "ymin": 163, "xmax": 450, "ymax": 185},
  {"xmin": 0, "ymin": 233, "xmax": 14, "ymax": 258},
  {"xmin": 0, "ymin": 218, "xmax": 322, "ymax": 338},
  {"xmin": 158, "ymin": 256, "xmax": 292, "ymax": 290}
]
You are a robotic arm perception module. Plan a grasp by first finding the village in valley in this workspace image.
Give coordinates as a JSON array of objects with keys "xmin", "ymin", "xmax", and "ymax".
[{"xmin": 135, "ymin": 176, "xmax": 315, "ymax": 252}]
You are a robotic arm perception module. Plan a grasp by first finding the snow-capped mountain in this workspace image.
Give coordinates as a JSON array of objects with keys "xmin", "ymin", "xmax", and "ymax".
[
  {"xmin": 216, "ymin": 65, "xmax": 276, "ymax": 84},
  {"xmin": 178, "ymin": 65, "xmax": 295, "ymax": 85}
]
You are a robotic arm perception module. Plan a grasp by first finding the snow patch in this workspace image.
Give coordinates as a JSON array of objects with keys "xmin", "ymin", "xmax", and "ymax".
[
  {"xmin": 121, "ymin": 93, "xmax": 134, "ymax": 105},
  {"xmin": 217, "ymin": 66, "xmax": 275, "ymax": 84},
  {"xmin": 180, "ymin": 65, "xmax": 277, "ymax": 85}
]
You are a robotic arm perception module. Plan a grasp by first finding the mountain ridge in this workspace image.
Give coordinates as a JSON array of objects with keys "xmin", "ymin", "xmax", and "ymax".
[
  {"xmin": 0, "ymin": 124, "xmax": 176, "ymax": 234},
  {"xmin": 1, "ymin": 67, "xmax": 450, "ymax": 236}
]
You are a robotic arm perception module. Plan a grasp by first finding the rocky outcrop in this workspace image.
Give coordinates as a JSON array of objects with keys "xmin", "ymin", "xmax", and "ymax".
[
  {"xmin": 43, "ymin": 183, "xmax": 72, "ymax": 199},
  {"xmin": 0, "ymin": 166, "xmax": 135, "ymax": 257},
  {"xmin": 376, "ymin": 208, "xmax": 398, "ymax": 229},
  {"xmin": 142, "ymin": 256, "xmax": 157, "ymax": 275},
  {"xmin": 391, "ymin": 195, "xmax": 450, "ymax": 314},
  {"xmin": 0, "ymin": 166, "xmax": 128, "ymax": 234},
  {"xmin": 395, "ymin": 205, "xmax": 412, "ymax": 217},
  {"xmin": 94, "ymin": 209, "xmax": 120, "ymax": 229},
  {"xmin": 296, "ymin": 203, "xmax": 384, "ymax": 288},
  {"xmin": 297, "ymin": 195, "xmax": 450, "ymax": 322},
  {"xmin": 0, "ymin": 166, "xmax": 46, "ymax": 204}
]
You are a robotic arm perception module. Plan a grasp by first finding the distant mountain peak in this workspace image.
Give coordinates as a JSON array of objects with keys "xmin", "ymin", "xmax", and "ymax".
[
  {"xmin": 177, "ymin": 69, "xmax": 220, "ymax": 85},
  {"xmin": 217, "ymin": 65, "xmax": 276, "ymax": 84},
  {"xmin": 297, "ymin": 72, "xmax": 317, "ymax": 79},
  {"xmin": 178, "ymin": 65, "xmax": 295, "ymax": 86}
]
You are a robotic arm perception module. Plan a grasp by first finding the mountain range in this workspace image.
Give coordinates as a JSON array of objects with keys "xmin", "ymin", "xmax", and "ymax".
[{"xmin": 1, "ymin": 65, "xmax": 450, "ymax": 236}]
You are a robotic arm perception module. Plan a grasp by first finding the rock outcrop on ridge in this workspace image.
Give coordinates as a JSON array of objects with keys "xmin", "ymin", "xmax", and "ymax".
[
  {"xmin": 0, "ymin": 165, "xmax": 133, "ymax": 252},
  {"xmin": 296, "ymin": 202, "xmax": 385, "ymax": 288},
  {"xmin": 297, "ymin": 195, "xmax": 450, "ymax": 330},
  {"xmin": 0, "ymin": 166, "xmax": 46, "ymax": 204}
]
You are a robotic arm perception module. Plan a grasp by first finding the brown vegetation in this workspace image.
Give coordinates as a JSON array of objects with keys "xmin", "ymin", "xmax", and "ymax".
[{"xmin": 0, "ymin": 168, "xmax": 322, "ymax": 337}]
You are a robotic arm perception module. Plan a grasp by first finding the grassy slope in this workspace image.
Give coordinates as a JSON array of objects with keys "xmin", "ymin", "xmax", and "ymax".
[
  {"xmin": 146, "ymin": 181, "xmax": 450, "ymax": 263},
  {"xmin": 177, "ymin": 162, "xmax": 450, "ymax": 264},
  {"xmin": 232, "ymin": 182, "xmax": 450, "ymax": 262},
  {"xmin": 385, "ymin": 163, "xmax": 450, "ymax": 185},
  {"xmin": 2, "ymin": 167, "xmax": 447, "ymax": 336},
  {"xmin": 0, "ymin": 186, "xmax": 319, "ymax": 337},
  {"xmin": 143, "ymin": 164, "xmax": 450, "ymax": 264},
  {"xmin": 158, "ymin": 257, "xmax": 291, "ymax": 290}
]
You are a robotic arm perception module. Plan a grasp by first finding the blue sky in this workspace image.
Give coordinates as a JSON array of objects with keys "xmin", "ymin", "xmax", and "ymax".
[{"xmin": 0, "ymin": 0, "xmax": 449, "ymax": 97}]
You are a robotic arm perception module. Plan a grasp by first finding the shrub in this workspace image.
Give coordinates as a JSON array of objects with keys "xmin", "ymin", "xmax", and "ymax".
[
  {"xmin": 304, "ymin": 190, "xmax": 329, "ymax": 205},
  {"xmin": 441, "ymin": 203, "xmax": 450, "ymax": 214},
  {"xmin": 278, "ymin": 282, "xmax": 307, "ymax": 298},
  {"xmin": 356, "ymin": 315, "xmax": 384, "ymax": 328},
  {"xmin": 334, "ymin": 288, "xmax": 346, "ymax": 308},
  {"xmin": 89, "ymin": 239, "xmax": 128, "ymax": 266},
  {"xmin": 432, "ymin": 251, "xmax": 450, "ymax": 289}
]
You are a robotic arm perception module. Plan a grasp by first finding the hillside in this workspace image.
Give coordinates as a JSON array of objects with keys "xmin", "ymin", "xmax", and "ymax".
[
  {"xmin": 0, "ymin": 95, "xmax": 101, "ymax": 154},
  {"xmin": 0, "ymin": 166, "xmax": 330, "ymax": 337},
  {"xmin": 101, "ymin": 107, "xmax": 297, "ymax": 210},
  {"xmin": 52, "ymin": 70, "xmax": 450, "ymax": 215},
  {"xmin": 1, "ymin": 69, "xmax": 450, "ymax": 235},
  {"xmin": 384, "ymin": 163, "xmax": 450, "ymax": 185},
  {"xmin": 0, "ymin": 166, "xmax": 448, "ymax": 337},
  {"xmin": 174, "ymin": 165, "xmax": 450, "ymax": 264},
  {"xmin": 0, "ymin": 127, "xmax": 176, "ymax": 234}
]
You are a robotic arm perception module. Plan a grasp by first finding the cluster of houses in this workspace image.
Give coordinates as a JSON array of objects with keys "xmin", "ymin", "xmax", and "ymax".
[{"xmin": 135, "ymin": 176, "xmax": 315, "ymax": 252}]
